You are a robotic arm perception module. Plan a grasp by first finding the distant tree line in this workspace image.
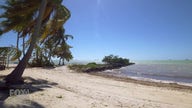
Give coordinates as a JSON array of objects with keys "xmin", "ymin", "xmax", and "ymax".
[
  {"xmin": 69, "ymin": 54, "xmax": 134, "ymax": 72},
  {"xmin": 102, "ymin": 55, "xmax": 130, "ymax": 66}
]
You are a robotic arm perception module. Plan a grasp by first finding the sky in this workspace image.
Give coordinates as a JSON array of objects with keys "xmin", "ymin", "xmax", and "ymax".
[{"xmin": 0, "ymin": 0, "xmax": 192, "ymax": 61}]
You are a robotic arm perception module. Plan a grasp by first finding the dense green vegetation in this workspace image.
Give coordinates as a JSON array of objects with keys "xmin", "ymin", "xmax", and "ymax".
[
  {"xmin": 69, "ymin": 55, "xmax": 134, "ymax": 72},
  {"xmin": 102, "ymin": 55, "xmax": 130, "ymax": 66},
  {"xmin": 29, "ymin": 31, "xmax": 73, "ymax": 67}
]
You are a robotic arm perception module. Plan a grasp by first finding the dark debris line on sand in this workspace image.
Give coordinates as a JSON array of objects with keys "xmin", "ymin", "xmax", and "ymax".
[{"xmin": 89, "ymin": 72, "xmax": 192, "ymax": 93}]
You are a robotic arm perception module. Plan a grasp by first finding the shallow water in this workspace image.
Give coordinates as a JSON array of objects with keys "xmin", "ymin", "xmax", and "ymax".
[{"xmin": 103, "ymin": 60, "xmax": 192, "ymax": 85}]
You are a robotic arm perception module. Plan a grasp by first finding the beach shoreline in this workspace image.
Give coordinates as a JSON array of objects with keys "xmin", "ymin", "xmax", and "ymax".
[
  {"xmin": 89, "ymin": 72, "xmax": 192, "ymax": 92},
  {"xmin": 1, "ymin": 66, "xmax": 192, "ymax": 108}
]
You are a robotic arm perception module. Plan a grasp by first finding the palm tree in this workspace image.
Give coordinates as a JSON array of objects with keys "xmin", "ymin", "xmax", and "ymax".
[
  {"xmin": 44, "ymin": 27, "xmax": 73, "ymax": 65},
  {"xmin": 53, "ymin": 42, "xmax": 73, "ymax": 65},
  {"xmin": 0, "ymin": 46, "xmax": 22, "ymax": 67},
  {"xmin": 4, "ymin": 0, "xmax": 48, "ymax": 85},
  {"xmin": 1, "ymin": 0, "xmax": 71, "ymax": 85}
]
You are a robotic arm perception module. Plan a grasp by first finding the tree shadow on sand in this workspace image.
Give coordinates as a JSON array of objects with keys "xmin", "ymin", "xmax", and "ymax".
[
  {"xmin": 0, "ymin": 100, "xmax": 45, "ymax": 108},
  {"xmin": 0, "ymin": 75, "xmax": 58, "ymax": 108}
]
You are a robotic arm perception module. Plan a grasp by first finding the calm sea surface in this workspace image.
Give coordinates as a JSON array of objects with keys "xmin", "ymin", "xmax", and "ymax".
[{"xmin": 103, "ymin": 60, "xmax": 192, "ymax": 85}]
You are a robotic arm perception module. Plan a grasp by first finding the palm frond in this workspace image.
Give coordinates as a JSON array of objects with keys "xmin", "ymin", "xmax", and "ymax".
[{"xmin": 10, "ymin": 48, "xmax": 22, "ymax": 61}]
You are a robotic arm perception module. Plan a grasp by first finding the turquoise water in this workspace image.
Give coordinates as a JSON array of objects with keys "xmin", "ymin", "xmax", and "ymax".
[
  {"xmin": 134, "ymin": 60, "xmax": 192, "ymax": 64},
  {"xmin": 104, "ymin": 60, "xmax": 192, "ymax": 85}
]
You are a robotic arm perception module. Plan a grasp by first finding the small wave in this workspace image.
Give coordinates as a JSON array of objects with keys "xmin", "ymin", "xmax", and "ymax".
[
  {"xmin": 127, "ymin": 76, "xmax": 192, "ymax": 87},
  {"xmin": 102, "ymin": 63, "xmax": 192, "ymax": 86}
]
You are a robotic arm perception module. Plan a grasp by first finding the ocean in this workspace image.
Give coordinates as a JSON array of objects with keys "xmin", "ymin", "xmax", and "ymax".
[{"xmin": 103, "ymin": 60, "xmax": 192, "ymax": 86}]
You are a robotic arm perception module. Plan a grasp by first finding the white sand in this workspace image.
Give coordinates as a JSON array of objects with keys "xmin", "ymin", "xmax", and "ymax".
[{"xmin": 1, "ymin": 66, "xmax": 192, "ymax": 108}]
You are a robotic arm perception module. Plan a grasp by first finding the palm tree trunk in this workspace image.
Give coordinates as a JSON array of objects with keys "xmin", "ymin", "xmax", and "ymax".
[
  {"xmin": 59, "ymin": 58, "xmax": 61, "ymax": 65},
  {"xmin": 5, "ymin": 0, "xmax": 47, "ymax": 85},
  {"xmin": 36, "ymin": 48, "xmax": 39, "ymax": 60},
  {"xmin": 62, "ymin": 58, "xmax": 65, "ymax": 65},
  {"xmin": 22, "ymin": 36, "xmax": 25, "ymax": 56},
  {"xmin": 16, "ymin": 32, "xmax": 20, "ymax": 62},
  {"xmin": 48, "ymin": 49, "xmax": 51, "ymax": 62}
]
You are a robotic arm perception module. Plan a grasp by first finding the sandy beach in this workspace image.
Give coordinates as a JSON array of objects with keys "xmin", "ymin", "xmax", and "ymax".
[{"xmin": 0, "ymin": 66, "xmax": 192, "ymax": 108}]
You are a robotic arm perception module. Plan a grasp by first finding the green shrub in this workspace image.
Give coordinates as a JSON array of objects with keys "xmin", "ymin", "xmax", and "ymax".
[
  {"xmin": 86, "ymin": 62, "xmax": 97, "ymax": 68},
  {"xmin": 68, "ymin": 64, "xmax": 85, "ymax": 71}
]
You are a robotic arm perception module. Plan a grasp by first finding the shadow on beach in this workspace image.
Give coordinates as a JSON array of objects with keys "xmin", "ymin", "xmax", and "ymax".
[
  {"xmin": 0, "ymin": 75, "xmax": 58, "ymax": 108},
  {"xmin": 0, "ymin": 100, "xmax": 45, "ymax": 108}
]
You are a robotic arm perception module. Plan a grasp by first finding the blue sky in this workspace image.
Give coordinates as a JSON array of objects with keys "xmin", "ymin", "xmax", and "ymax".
[{"xmin": 1, "ymin": 0, "xmax": 192, "ymax": 61}]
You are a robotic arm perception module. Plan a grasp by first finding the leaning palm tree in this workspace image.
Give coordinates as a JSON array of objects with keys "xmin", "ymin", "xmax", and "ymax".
[
  {"xmin": 2, "ymin": 0, "xmax": 48, "ymax": 85},
  {"xmin": 56, "ymin": 44, "xmax": 73, "ymax": 65},
  {"xmin": 0, "ymin": 0, "xmax": 71, "ymax": 85},
  {"xmin": 43, "ymin": 27, "xmax": 73, "ymax": 65}
]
